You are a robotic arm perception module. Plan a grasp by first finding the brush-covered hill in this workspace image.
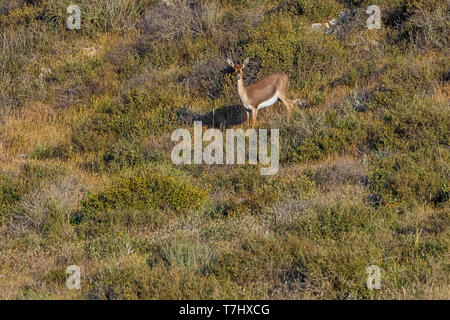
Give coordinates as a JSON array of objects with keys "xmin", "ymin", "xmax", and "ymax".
[{"xmin": 0, "ymin": 0, "xmax": 448, "ymax": 299}]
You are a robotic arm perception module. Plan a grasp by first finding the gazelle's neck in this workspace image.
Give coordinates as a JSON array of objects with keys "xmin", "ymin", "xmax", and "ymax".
[{"xmin": 237, "ymin": 76, "xmax": 246, "ymax": 99}]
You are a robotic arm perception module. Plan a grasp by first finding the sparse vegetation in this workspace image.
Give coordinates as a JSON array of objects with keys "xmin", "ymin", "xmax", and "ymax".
[{"xmin": 0, "ymin": 0, "xmax": 448, "ymax": 299}]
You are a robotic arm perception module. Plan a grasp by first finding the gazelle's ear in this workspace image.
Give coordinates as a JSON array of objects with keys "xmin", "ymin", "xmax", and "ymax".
[
  {"xmin": 243, "ymin": 57, "xmax": 250, "ymax": 67},
  {"xmin": 227, "ymin": 58, "xmax": 235, "ymax": 67}
]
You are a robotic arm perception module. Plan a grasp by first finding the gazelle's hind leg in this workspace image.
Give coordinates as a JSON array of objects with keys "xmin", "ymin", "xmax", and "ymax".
[
  {"xmin": 278, "ymin": 93, "xmax": 293, "ymax": 115},
  {"xmin": 246, "ymin": 111, "xmax": 250, "ymax": 128},
  {"xmin": 278, "ymin": 78, "xmax": 294, "ymax": 115}
]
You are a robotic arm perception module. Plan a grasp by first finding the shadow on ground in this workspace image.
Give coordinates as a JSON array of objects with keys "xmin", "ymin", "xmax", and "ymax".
[{"xmin": 176, "ymin": 105, "xmax": 246, "ymax": 129}]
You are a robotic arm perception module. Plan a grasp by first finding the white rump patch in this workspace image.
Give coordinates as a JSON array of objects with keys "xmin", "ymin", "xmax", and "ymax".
[{"xmin": 257, "ymin": 94, "xmax": 278, "ymax": 110}]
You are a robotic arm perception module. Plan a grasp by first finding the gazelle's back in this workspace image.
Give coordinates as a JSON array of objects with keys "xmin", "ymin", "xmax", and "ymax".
[{"xmin": 246, "ymin": 72, "xmax": 289, "ymax": 108}]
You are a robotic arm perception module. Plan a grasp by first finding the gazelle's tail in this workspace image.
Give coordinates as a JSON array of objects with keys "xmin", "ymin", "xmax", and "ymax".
[{"xmin": 291, "ymin": 99, "xmax": 307, "ymax": 107}]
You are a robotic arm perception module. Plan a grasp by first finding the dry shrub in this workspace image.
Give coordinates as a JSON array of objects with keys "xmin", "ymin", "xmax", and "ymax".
[
  {"xmin": 0, "ymin": 0, "xmax": 40, "ymax": 16},
  {"xmin": 182, "ymin": 55, "xmax": 261, "ymax": 99},
  {"xmin": 310, "ymin": 158, "xmax": 368, "ymax": 191},
  {"xmin": 271, "ymin": 199, "xmax": 314, "ymax": 225},
  {"xmin": 8, "ymin": 176, "xmax": 83, "ymax": 236},
  {"xmin": 181, "ymin": 25, "xmax": 262, "ymax": 98},
  {"xmin": 137, "ymin": 0, "xmax": 263, "ymax": 98},
  {"xmin": 95, "ymin": 0, "xmax": 144, "ymax": 32},
  {"xmin": 185, "ymin": 56, "xmax": 231, "ymax": 99},
  {"xmin": 405, "ymin": 6, "xmax": 449, "ymax": 50},
  {"xmin": 383, "ymin": 0, "xmax": 449, "ymax": 50},
  {"xmin": 138, "ymin": 0, "xmax": 220, "ymax": 43}
]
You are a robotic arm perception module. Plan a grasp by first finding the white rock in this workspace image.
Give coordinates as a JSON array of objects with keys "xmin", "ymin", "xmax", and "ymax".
[
  {"xmin": 312, "ymin": 23, "xmax": 323, "ymax": 31},
  {"xmin": 38, "ymin": 67, "xmax": 51, "ymax": 78},
  {"xmin": 81, "ymin": 47, "xmax": 98, "ymax": 57}
]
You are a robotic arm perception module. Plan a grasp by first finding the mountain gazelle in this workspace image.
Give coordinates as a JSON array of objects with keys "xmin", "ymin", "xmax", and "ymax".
[{"xmin": 227, "ymin": 58, "xmax": 299, "ymax": 128}]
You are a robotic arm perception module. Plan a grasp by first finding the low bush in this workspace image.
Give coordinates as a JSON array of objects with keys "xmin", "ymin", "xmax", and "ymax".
[
  {"xmin": 404, "ymin": 3, "xmax": 449, "ymax": 50},
  {"xmin": 370, "ymin": 146, "xmax": 449, "ymax": 205},
  {"xmin": 138, "ymin": 0, "xmax": 220, "ymax": 44},
  {"xmin": 308, "ymin": 158, "xmax": 367, "ymax": 190},
  {"xmin": 82, "ymin": 167, "xmax": 208, "ymax": 213},
  {"xmin": 148, "ymin": 235, "xmax": 217, "ymax": 274},
  {"xmin": 295, "ymin": 0, "xmax": 343, "ymax": 21},
  {"xmin": 368, "ymin": 56, "xmax": 438, "ymax": 111},
  {"xmin": 0, "ymin": 171, "xmax": 21, "ymax": 222},
  {"xmin": 284, "ymin": 109, "xmax": 366, "ymax": 162},
  {"xmin": 86, "ymin": 259, "xmax": 243, "ymax": 299},
  {"xmin": 7, "ymin": 176, "xmax": 82, "ymax": 236}
]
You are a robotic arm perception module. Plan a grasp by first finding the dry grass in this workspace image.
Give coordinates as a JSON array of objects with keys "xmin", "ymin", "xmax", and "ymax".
[{"xmin": 0, "ymin": 0, "xmax": 448, "ymax": 300}]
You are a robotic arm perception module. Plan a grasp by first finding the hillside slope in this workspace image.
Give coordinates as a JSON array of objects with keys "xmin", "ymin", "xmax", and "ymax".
[{"xmin": 0, "ymin": 0, "xmax": 449, "ymax": 299}]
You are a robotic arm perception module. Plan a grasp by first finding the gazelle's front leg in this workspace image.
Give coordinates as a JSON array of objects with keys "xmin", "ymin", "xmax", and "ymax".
[
  {"xmin": 246, "ymin": 111, "xmax": 250, "ymax": 128},
  {"xmin": 251, "ymin": 109, "xmax": 258, "ymax": 128}
]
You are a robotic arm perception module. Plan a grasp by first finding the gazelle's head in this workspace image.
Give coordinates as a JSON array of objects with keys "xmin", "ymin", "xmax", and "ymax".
[{"xmin": 227, "ymin": 58, "xmax": 249, "ymax": 80}]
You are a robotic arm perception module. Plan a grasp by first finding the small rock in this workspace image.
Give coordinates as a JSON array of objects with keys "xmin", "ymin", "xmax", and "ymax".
[
  {"xmin": 81, "ymin": 47, "xmax": 98, "ymax": 57},
  {"xmin": 293, "ymin": 99, "xmax": 307, "ymax": 107},
  {"xmin": 312, "ymin": 23, "xmax": 323, "ymax": 31},
  {"xmin": 367, "ymin": 39, "xmax": 382, "ymax": 50},
  {"xmin": 38, "ymin": 67, "xmax": 51, "ymax": 79}
]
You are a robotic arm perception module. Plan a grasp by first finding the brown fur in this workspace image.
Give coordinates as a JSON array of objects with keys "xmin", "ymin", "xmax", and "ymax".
[{"xmin": 228, "ymin": 59, "xmax": 294, "ymax": 128}]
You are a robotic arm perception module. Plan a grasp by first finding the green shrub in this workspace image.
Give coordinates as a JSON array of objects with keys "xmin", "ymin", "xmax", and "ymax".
[
  {"xmin": 370, "ymin": 146, "xmax": 449, "ymax": 205},
  {"xmin": 148, "ymin": 235, "xmax": 217, "ymax": 274},
  {"xmin": 19, "ymin": 163, "xmax": 65, "ymax": 188},
  {"xmin": 405, "ymin": 4, "xmax": 449, "ymax": 50},
  {"xmin": 205, "ymin": 167, "xmax": 280, "ymax": 216},
  {"xmin": 74, "ymin": 208, "xmax": 170, "ymax": 240},
  {"xmin": 276, "ymin": 174, "xmax": 316, "ymax": 199},
  {"xmin": 368, "ymin": 56, "xmax": 438, "ymax": 111},
  {"xmin": 286, "ymin": 110, "xmax": 366, "ymax": 162},
  {"xmin": 29, "ymin": 143, "xmax": 72, "ymax": 160},
  {"xmin": 1, "ymin": 0, "xmax": 449, "ymax": 300},
  {"xmin": 382, "ymin": 95, "xmax": 449, "ymax": 146},
  {"xmin": 71, "ymin": 88, "xmax": 179, "ymax": 155},
  {"xmin": 298, "ymin": 204, "xmax": 381, "ymax": 241},
  {"xmin": 83, "ymin": 167, "xmax": 208, "ymax": 212},
  {"xmin": 42, "ymin": 266, "xmax": 68, "ymax": 287},
  {"xmin": 87, "ymin": 260, "xmax": 244, "ymax": 299},
  {"xmin": 102, "ymin": 138, "xmax": 145, "ymax": 170},
  {"xmin": 295, "ymin": 0, "xmax": 343, "ymax": 21},
  {"xmin": 203, "ymin": 166, "xmax": 315, "ymax": 216},
  {"xmin": 0, "ymin": 171, "xmax": 21, "ymax": 220},
  {"xmin": 211, "ymin": 233, "xmax": 290, "ymax": 285},
  {"xmin": 245, "ymin": 15, "xmax": 349, "ymax": 104}
]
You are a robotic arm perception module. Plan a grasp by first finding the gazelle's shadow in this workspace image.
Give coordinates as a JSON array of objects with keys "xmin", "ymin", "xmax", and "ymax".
[
  {"xmin": 201, "ymin": 105, "xmax": 247, "ymax": 129},
  {"xmin": 176, "ymin": 105, "xmax": 246, "ymax": 129}
]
